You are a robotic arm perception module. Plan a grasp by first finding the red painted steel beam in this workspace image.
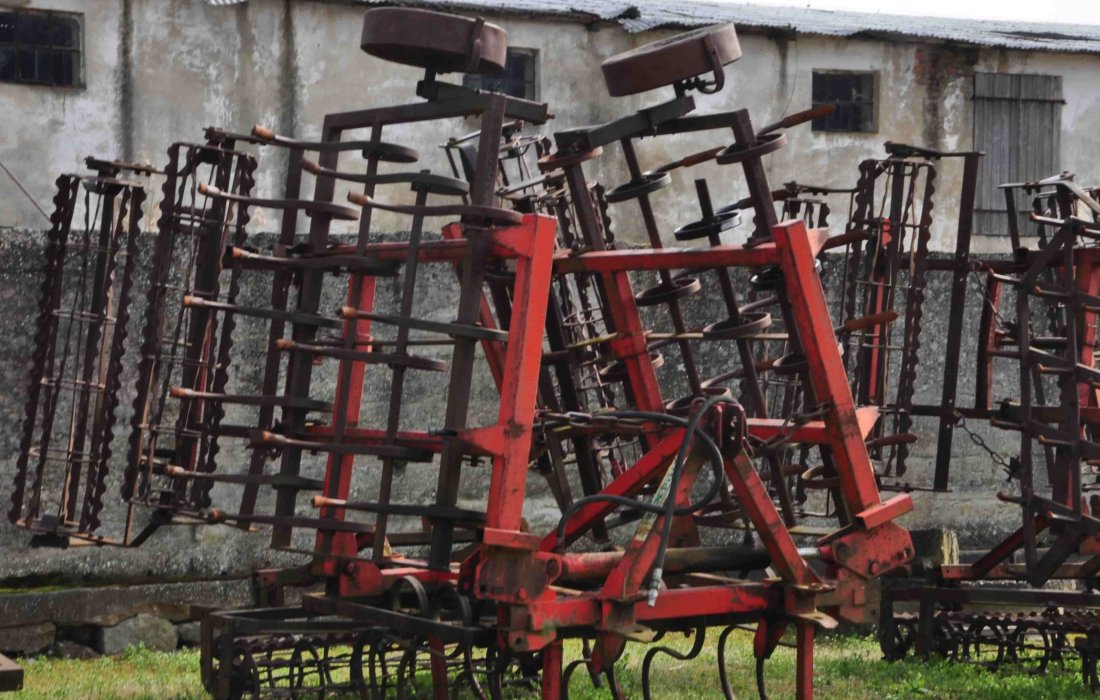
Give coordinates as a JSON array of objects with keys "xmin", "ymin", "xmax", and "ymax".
[
  {"xmin": 483, "ymin": 216, "xmax": 557, "ymax": 532},
  {"xmin": 724, "ymin": 451, "xmax": 818, "ymax": 586},
  {"xmin": 747, "ymin": 417, "xmax": 828, "ymax": 444},
  {"xmin": 796, "ymin": 621, "xmax": 815, "ymax": 700},
  {"xmin": 598, "ymin": 451, "xmax": 704, "ymax": 602},
  {"xmin": 960, "ymin": 514, "xmax": 1049, "ymax": 579},
  {"xmin": 539, "ymin": 430, "xmax": 684, "ymax": 551},
  {"xmin": 772, "ymin": 220, "xmax": 884, "ymax": 513},
  {"xmin": 523, "ymin": 584, "xmax": 774, "ymax": 631}
]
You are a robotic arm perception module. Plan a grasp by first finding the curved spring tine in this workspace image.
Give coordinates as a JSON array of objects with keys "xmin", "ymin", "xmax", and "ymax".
[
  {"xmin": 451, "ymin": 648, "xmax": 488, "ymax": 700},
  {"xmin": 562, "ymin": 638, "xmax": 609, "ymax": 700},
  {"xmin": 606, "ymin": 663, "xmax": 626, "ymax": 700},
  {"xmin": 238, "ymin": 647, "xmax": 262, "ymax": 700},
  {"xmin": 1011, "ymin": 621, "xmax": 1053, "ymax": 674},
  {"xmin": 395, "ymin": 640, "xmax": 427, "ymax": 698},
  {"xmin": 349, "ymin": 637, "xmax": 369, "ymax": 698},
  {"xmin": 372, "ymin": 638, "xmax": 400, "ymax": 699},
  {"xmin": 755, "ymin": 655, "xmax": 768, "ymax": 700},
  {"xmin": 642, "ymin": 627, "xmax": 707, "ymax": 700},
  {"xmin": 561, "ymin": 658, "xmax": 586, "ymax": 700},
  {"xmin": 485, "ymin": 645, "xmax": 512, "ymax": 700},
  {"xmin": 290, "ymin": 638, "xmax": 322, "ymax": 694},
  {"xmin": 717, "ymin": 626, "xmax": 739, "ymax": 700}
]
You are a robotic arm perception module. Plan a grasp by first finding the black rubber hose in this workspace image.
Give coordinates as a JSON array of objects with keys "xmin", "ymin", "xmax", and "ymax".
[
  {"xmin": 552, "ymin": 408, "xmax": 730, "ymax": 549},
  {"xmin": 651, "ymin": 395, "xmax": 744, "ymax": 603}
]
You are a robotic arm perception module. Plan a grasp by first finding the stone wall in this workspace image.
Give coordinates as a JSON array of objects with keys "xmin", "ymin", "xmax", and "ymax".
[{"xmin": 0, "ymin": 220, "xmax": 1027, "ymax": 586}]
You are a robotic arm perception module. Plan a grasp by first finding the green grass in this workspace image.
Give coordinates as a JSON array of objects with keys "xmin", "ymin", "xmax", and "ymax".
[
  {"xmin": 11, "ymin": 645, "xmax": 206, "ymax": 699},
  {"xmin": 7, "ymin": 633, "xmax": 1087, "ymax": 699}
]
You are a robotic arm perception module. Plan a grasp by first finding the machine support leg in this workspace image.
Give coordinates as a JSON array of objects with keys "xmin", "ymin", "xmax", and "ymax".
[
  {"xmin": 542, "ymin": 639, "xmax": 563, "ymax": 700},
  {"xmin": 796, "ymin": 621, "xmax": 815, "ymax": 700}
]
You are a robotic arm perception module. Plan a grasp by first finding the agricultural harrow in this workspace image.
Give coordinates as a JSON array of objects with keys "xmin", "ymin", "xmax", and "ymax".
[
  {"xmin": 836, "ymin": 142, "xmax": 1100, "ymax": 689},
  {"xmin": 38, "ymin": 6, "xmax": 1100, "ymax": 699}
]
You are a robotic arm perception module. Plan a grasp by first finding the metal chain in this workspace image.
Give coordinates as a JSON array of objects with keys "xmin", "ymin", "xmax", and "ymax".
[
  {"xmin": 952, "ymin": 409, "xmax": 1015, "ymax": 474},
  {"xmin": 967, "ymin": 266, "xmax": 1010, "ymax": 330}
]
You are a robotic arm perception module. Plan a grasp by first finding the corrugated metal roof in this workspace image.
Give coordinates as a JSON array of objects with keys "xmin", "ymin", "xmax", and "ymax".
[{"xmin": 348, "ymin": 0, "xmax": 1100, "ymax": 54}]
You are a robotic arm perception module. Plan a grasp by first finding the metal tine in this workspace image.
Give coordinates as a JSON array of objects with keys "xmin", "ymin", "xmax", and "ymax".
[
  {"xmin": 162, "ymin": 466, "xmax": 325, "ymax": 490},
  {"xmin": 169, "ymin": 387, "xmax": 333, "ymax": 412},
  {"xmin": 314, "ymin": 336, "xmax": 457, "ymax": 347},
  {"xmin": 338, "ymin": 307, "xmax": 508, "ymax": 342},
  {"xmin": 138, "ymin": 425, "xmax": 206, "ymax": 439},
  {"xmin": 249, "ymin": 124, "xmax": 420, "ymax": 161},
  {"xmin": 183, "ymin": 295, "xmax": 344, "ymax": 330},
  {"xmin": 312, "ymin": 496, "xmax": 485, "ymax": 524},
  {"xmin": 49, "ymin": 309, "xmax": 115, "ymax": 323},
  {"xmin": 274, "ymin": 338, "xmax": 447, "ymax": 372},
  {"xmin": 250, "ymin": 429, "xmax": 437, "ymax": 462},
  {"xmin": 227, "ymin": 246, "xmax": 401, "ymax": 275},
  {"xmin": 198, "ymin": 183, "xmax": 361, "ymax": 221},
  {"xmin": 150, "ymin": 357, "xmax": 221, "ymax": 373}
]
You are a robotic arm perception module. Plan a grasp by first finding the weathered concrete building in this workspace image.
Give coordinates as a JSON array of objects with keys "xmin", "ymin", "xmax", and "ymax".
[
  {"xmin": 3, "ymin": 0, "xmax": 1100, "ymax": 248},
  {"xmin": 1, "ymin": 0, "xmax": 1099, "ymax": 651}
]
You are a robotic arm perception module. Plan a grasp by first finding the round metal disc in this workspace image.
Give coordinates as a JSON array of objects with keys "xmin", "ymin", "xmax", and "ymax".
[
  {"xmin": 601, "ymin": 24, "xmax": 741, "ymax": 97},
  {"xmin": 361, "ymin": 8, "xmax": 508, "ymax": 74}
]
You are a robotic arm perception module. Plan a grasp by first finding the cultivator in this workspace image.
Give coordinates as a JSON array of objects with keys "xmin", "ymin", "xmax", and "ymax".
[
  {"xmin": 41, "ymin": 4, "xmax": 1100, "ymax": 698},
  {"xmin": 869, "ymin": 167, "xmax": 1100, "ymax": 690}
]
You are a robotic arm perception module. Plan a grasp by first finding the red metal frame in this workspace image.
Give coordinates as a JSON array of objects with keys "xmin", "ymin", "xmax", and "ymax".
[{"xmin": 466, "ymin": 220, "xmax": 912, "ymax": 699}]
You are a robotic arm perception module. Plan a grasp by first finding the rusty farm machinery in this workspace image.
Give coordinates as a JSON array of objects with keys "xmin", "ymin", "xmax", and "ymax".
[{"xmin": 7, "ymin": 6, "xmax": 1100, "ymax": 699}]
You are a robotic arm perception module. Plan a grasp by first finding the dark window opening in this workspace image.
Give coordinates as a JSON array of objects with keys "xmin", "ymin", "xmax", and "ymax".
[
  {"xmin": 0, "ymin": 9, "xmax": 82, "ymax": 87},
  {"xmin": 462, "ymin": 48, "xmax": 538, "ymax": 100},
  {"xmin": 811, "ymin": 71, "xmax": 876, "ymax": 133}
]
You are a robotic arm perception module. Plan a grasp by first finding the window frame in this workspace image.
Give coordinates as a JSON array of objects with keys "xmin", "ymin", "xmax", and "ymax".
[
  {"xmin": 810, "ymin": 70, "xmax": 879, "ymax": 134},
  {"xmin": 462, "ymin": 47, "xmax": 539, "ymax": 101},
  {"xmin": 0, "ymin": 8, "xmax": 85, "ymax": 89}
]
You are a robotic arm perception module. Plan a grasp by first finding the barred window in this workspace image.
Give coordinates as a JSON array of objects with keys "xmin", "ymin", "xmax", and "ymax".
[
  {"xmin": 811, "ymin": 71, "xmax": 877, "ymax": 133},
  {"xmin": 0, "ymin": 9, "xmax": 83, "ymax": 87},
  {"xmin": 462, "ymin": 48, "xmax": 538, "ymax": 100}
]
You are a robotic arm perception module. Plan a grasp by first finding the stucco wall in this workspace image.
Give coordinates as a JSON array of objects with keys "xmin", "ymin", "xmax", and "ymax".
[
  {"xmin": 5, "ymin": 1, "xmax": 1100, "ymax": 246},
  {"xmin": 0, "ymin": 0, "xmax": 1097, "ymax": 584}
]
